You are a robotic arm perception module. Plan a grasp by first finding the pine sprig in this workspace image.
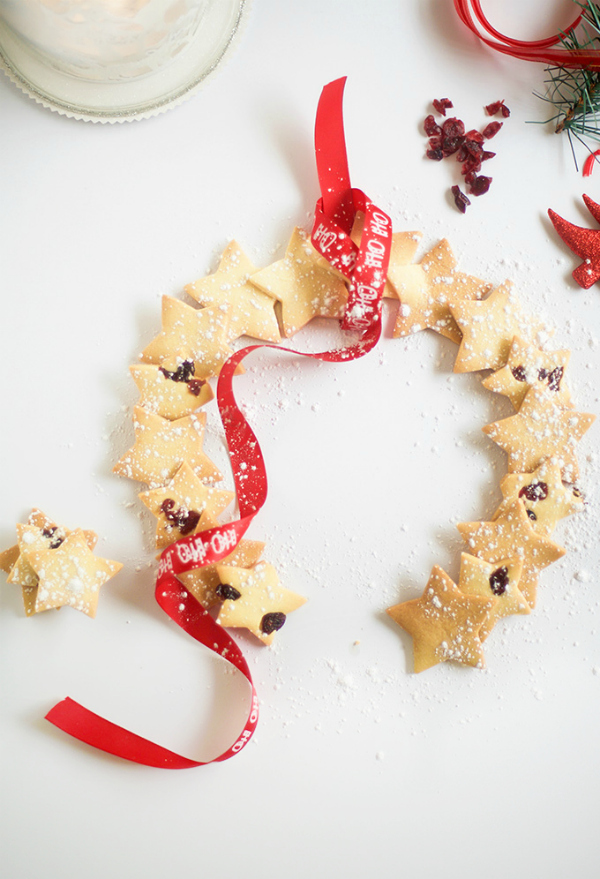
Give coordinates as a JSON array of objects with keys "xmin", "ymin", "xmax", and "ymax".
[{"xmin": 534, "ymin": 2, "xmax": 600, "ymax": 165}]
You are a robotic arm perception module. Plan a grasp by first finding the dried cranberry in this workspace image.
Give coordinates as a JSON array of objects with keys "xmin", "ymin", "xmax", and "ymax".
[
  {"xmin": 442, "ymin": 136, "xmax": 464, "ymax": 157},
  {"xmin": 159, "ymin": 360, "xmax": 195, "ymax": 382},
  {"xmin": 489, "ymin": 566, "xmax": 509, "ymax": 596},
  {"xmin": 469, "ymin": 175, "xmax": 492, "ymax": 196},
  {"xmin": 482, "ymin": 150, "xmax": 496, "ymax": 162},
  {"xmin": 519, "ymin": 481, "xmax": 549, "ymax": 502},
  {"xmin": 462, "ymin": 160, "xmax": 482, "ymax": 177},
  {"xmin": 160, "ymin": 498, "xmax": 201, "ymax": 534},
  {"xmin": 547, "ymin": 366, "xmax": 564, "ymax": 392},
  {"xmin": 260, "ymin": 611, "xmax": 286, "ymax": 634},
  {"xmin": 482, "ymin": 121, "xmax": 503, "ymax": 139},
  {"xmin": 511, "ymin": 365, "xmax": 528, "ymax": 382},
  {"xmin": 426, "ymin": 148, "xmax": 444, "ymax": 161},
  {"xmin": 433, "ymin": 98, "xmax": 453, "ymax": 115},
  {"xmin": 456, "ymin": 144, "xmax": 469, "ymax": 163},
  {"xmin": 465, "ymin": 129, "xmax": 484, "ymax": 144},
  {"xmin": 485, "ymin": 100, "xmax": 503, "ymax": 115},
  {"xmin": 451, "ymin": 185, "xmax": 471, "ymax": 213},
  {"xmin": 500, "ymin": 104, "xmax": 511, "ymax": 118},
  {"xmin": 465, "ymin": 140, "xmax": 484, "ymax": 161},
  {"xmin": 442, "ymin": 117, "xmax": 465, "ymax": 138},
  {"xmin": 216, "ymin": 583, "xmax": 242, "ymax": 601},
  {"xmin": 537, "ymin": 368, "xmax": 549, "ymax": 381},
  {"xmin": 428, "ymin": 135, "xmax": 442, "ymax": 150},
  {"xmin": 527, "ymin": 509, "xmax": 538, "ymax": 521},
  {"xmin": 464, "ymin": 171, "xmax": 476, "ymax": 186},
  {"xmin": 187, "ymin": 379, "xmax": 205, "ymax": 396},
  {"xmin": 424, "ymin": 115, "xmax": 442, "ymax": 137},
  {"xmin": 42, "ymin": 526, "xmax": 64, "ymax": 550}
]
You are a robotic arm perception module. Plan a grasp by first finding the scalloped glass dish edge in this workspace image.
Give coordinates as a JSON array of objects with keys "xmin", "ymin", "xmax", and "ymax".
[{"xmin": 0, "ymin": 0, "xmax": 249, "ymax": 123}]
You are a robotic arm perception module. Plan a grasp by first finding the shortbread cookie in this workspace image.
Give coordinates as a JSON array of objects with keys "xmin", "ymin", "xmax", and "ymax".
[
  {"xmin": 178, "ymin": 534, "xmax": 266, "ymax": 608},
  {"xmin": 386, "ymin": 565, "xmax": 493, "ymax": 672},
  {"xmin": 27, "ymin": 529, "xmax": 122, "ymax": 617},
  {"xmin": 139, "ymin": 462, "xmax": 234, "ymax": 548},
  {"xmin": 214, "ymin": 561, "xmax": 306, "ymax": 645},
  {"xmin": 493, "ymin": 460, "xmax": 584, "ymax": 536},
  {"xmin": 482, "ymin": 336, "xmax": 572, "ymax": 410},
  {"xmin": 4, "ymin": 511, "xmax": 98, "ymax": 616},
  {"xmin": 185, "ymin": 241, "xmax": 281, "ymax": 343},
  {"xmin": 113, "ymin": 408, "xmax": 223, "ymax": 488},
  {"xmin": 350, "ymin": 217, "xmax": 423, "ymax": 299},
  {"xmin": 393, "ymin": 239, "xmax": 492, "ymax": 343},
  {"xmin": 451, "ymin": 281, "xmax": 547, "ymax": 372},
  {"xmin": 457, "ymin": 500, "xmax": 566, "ymax": 608},
  {"xmin": 457, "ymin": 553, "xmax": 528, "ymax": 640},
  {"xmin": 482, "ymin": 387, "xmax": 595, "ymax": 482},
  {"xmin": 129, "ymin": 363, "xmax": 214, "ymax": 420},
  {"xmin": 141, "ymin": 297, "xmax": 236, "ymax": 381},
  {"xmin": 249, "ymin": 227, "xmax": 348, "ymax": 337}
]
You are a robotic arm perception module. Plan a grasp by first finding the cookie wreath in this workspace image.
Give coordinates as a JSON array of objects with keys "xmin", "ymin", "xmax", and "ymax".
[{"xmin": 44, "ymin": 79, "xmax": 593, "ymax": 769}]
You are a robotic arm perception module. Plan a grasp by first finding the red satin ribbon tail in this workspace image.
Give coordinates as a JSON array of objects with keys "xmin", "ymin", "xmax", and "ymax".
[{"xmin": 46, "ymin": 698, "xmax": 201, "ymax": 768}]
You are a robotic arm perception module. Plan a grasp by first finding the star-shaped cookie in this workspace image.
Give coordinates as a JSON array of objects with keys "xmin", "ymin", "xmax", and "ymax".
[
  {"xmin": 393, "ymin": 239, "xmax": 492, "ymax": 343},
  {"xmin": 451, "ymin": 281, "xmax": 547, "ymax": 372},
  {"xmin": 140, "ymin": 297, "xmax": 236, "ymax": 380},
  {"xmin": 249, "ymin": 227, "xmax": 348, "ymax": 337},
  {"xmin": 481, "ymin": 336, "xmax": 572, "ymax": 410},
  {"xmin": 214, "ymin": 561, "xmax": 307, "ymax": 645},
  {"xmin": 185, "ymin": 241, "xmax": 281, "ymax": 343},
  {"xmin": 482, "ymin": 387, "xmax": 595, "ymax": 482},
  {"xmin": 27, "ymin": 530, "xmax": 122, "ymax": 616},
  {"xmin": 493, "ymin": 460, "xmax": 584, "ymax": 536},
  {"xmin": 129, "ymin": 363, "xmax": 214, "ymax": 421},
  {"xmin": 113, "ymin": 407, "xmax": 223, "ymax": 488},
  {"xmin": 5, "ymin": 512, "xmax": 98, "ymax": 616},
  {"xmin": 178, "ymin": 533, "xmax": 266, "ymax": 608},
  {"xmin": 349, "ymin": 217, "xmax": 423, "ymax": 299},
  {"xmin": 457, "ymin": 552, "xmax": 528, "ymax": 640},
  {"xmin": 386, "ymin": 565, "xmax": 493, "ymax": 672},
  {"xmin": 457, "ymin": 500, "xmax": 566, "ymax": 608},
  {"xmin": 139, "ymin": 462, "xmax": 234, "ymax": 548}
]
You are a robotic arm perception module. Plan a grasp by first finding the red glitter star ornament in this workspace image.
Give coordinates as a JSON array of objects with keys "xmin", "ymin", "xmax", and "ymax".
[{"xmin": 548, "ymin": 194, "xmax": 600, "ymax": 289}]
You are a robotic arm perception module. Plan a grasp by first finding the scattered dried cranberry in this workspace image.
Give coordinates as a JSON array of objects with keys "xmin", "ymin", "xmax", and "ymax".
[
  {"xmin": 424, "ymin": 114, "xmax": 442, "ymax": 137},
  {"xmin": 462, "ymin": 159, "xmax": 482, "ymax": 177},
  {"xmin": 465, "ymin": 129, "xmax": 484, "ymax": 144},
  {"xmin": 489, "ymin": 566, "xmax": 509, "ymax": 596},
  {"xmin": 442, "ymin": 117, "xmax": 465, "ymax": 138},
  {"xmin": 469, "ymin": 175, "xmax": 492, "ymax": 196},
  {"xmin": 482, "ymin": 121, "xmax": 503, "ymax": 139},
  {"xmin": 215, "ymin": 583, "xmax": 242, "ymax": 601},
  {"xmin": 261, "ymin": 612, "xmax": 286, "ymax": 635},
  {"xmin": 500, "ymin": 104, "xmax": 511, "ymax": 118},
  {"xmin": 519, "ymin": 482, "xmax": 549, "ymax": 502},
  {"xmin": 486, "ymin": 100, "xmax": 510, "ymax": 118},
  {"xmin": 426, "ymin": 147, "xmax": 444, "ymax": 162},
  {"xmin": 464, "ymin": 170, "xmax": 477, "ymax": 186},
  {"xmin": 464, "ymin": 139, "xmax": 484, "ymax": 161},
  {"xmin": 442, "ymin": 136, "xmax": 465, "ymax": 157},
  {"xmin": 482, "ymin": 150, "xmax": 496, "ymax": 162},
  {"xmin": 451, "ymin": 185, "xmax": 471, "ymax": 213},
  {"xmin": 433, "ymin": 97, "xmax": 453, "ymax": 115}
]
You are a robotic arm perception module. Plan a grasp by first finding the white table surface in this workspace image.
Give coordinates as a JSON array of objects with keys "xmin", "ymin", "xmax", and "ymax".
[{"xmin": 2, "ymin": 2, "xmax": 600, "ymax": 877}]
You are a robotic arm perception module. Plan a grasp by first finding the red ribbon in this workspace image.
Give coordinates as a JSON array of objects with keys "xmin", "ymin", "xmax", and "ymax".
[
  {"xmin": 45, "ymin": 77, "xmax": 392, "ymax": 768},
  {"xmin": 453, "ymin": 0, "xmax": 597, "ymax": 68}
]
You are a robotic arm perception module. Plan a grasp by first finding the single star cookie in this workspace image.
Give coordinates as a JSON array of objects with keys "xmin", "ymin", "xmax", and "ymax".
[
  {"xmin": 481, "ymin": 336, "xmax": 572, "ymax": 410},
  {"xmin": 140, "ymin": 297, "xmax": 236, "ymax": 380},
  {"xmin": 185, "ymin": 241, "xmax": 281, "ymax": 343},
  {"xmin": 249, "ymin": 227, "xmax": 348, "ymax": 337},
  {"xmin": 178, "ymin": 533, "xmax": 266, "ymax": 608},
  {"xmin": 386, "ymin": 565, "xmax": 493, "ymax": 672},
  {"xmin": 393, "ymin": 239, "xmax": 492, "ymax": 342},
  {"xmin": 457, "ymin": 553, "xmax": 528, "ymax": 640},
  {"xmin": 350, "ymin": 216, "xmax": 423, "ymax": 299},
  {"xmin": 451, "ymin": 281, "xmax": 548, "ymax": 372},
  {"xmin": 113, "ymin": 407, "xmax": 223, "ymax": 488},
  {"xmin": 129, "ymin": 363, "xmax": 214, "ymax": 420},
  {"xmin": 493, "ymin": 460, "xmax": 584, "ymax": 536},
  {"xmin": 214, "ymin": 561, "xmax": 307, "ymax": 645},
  {"xmin": 482, "ymin": 387, "xmax": 595, "ymax": 482},
  {"xmin": 139, "ymin": 462, "xmax": 234, "ymax": 548},
  {"xmin": 457, "ymin": 500, "xmax": 566, "ymax": 608},
  {"xmin": 27, "ymin": 530, "xmax": 122, "ymax": 617}
]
